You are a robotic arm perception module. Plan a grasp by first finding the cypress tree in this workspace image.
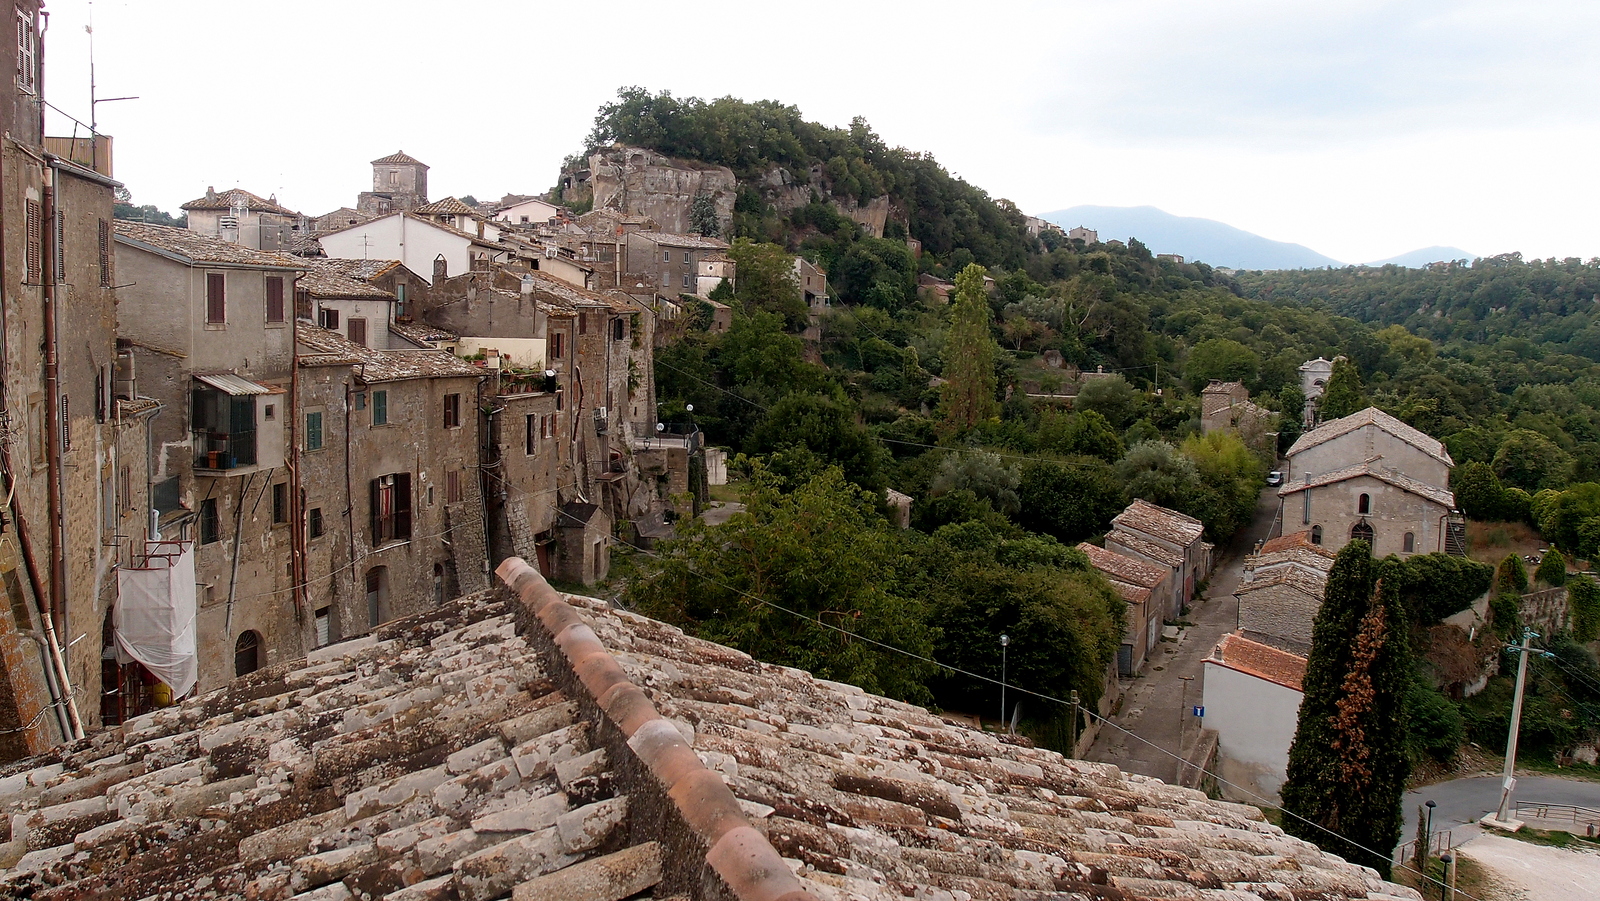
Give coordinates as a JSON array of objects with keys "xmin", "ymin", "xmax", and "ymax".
[
  {"xmin": 938, "ymin": 264, "xmax": 999, "ymax": 436},
  {"xmin": 1280, "ymin": 541, "xmax": 1412, "ymax": 879},
  {"xmin": 1535, "ymin": 548, "xmax": 1568, "ymax": 587},
  {"xmin": 1317, "ymin": 358, "xmax": 1367, "ymax": 420}
]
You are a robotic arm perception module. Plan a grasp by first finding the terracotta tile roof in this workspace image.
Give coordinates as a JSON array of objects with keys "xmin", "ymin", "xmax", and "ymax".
[
  {"xmin": 179, "ymin": 187, "xmax": 299, "ymax": 215},
  {"xmin": 1211, "ymin": 631, "xmax": 1309, "ymax": 691},
  {"xmin": 301, "ymin": 261, "xmax": 395, "ymax": 299},
  {"xmin": 371, "ymin": 150, "xmax": 427, "ymax": 167},
  {"xmin": 113, "ymin": 222, "xmax": 304, "ymax": 269},
  {"xmin": 1287, "ymin": 406, "xmax": 1453, "ymax": 466},
  {"xmin": 312, "ymin": 257, "xmax": 404, "ymax": 282},
  {"xmin": 319, "ymin": 212, "xmax": 500, "ymax": 249},
  {"xmin": 1114, "ymin": 498, "xmax": 1206, "ymax": 547},
  {"xmin": 1105, "ymin": 577, "xmax": 1153, "ymax": 605},
  {"xmin": 1260, "ymin": 530, "xmax": 1337, "ymax": 556},
  {"xmin": 390, "ymin": 320, "xmax": 457, "ymax": 345},
  {"xmin": 1077, "ymin": 541, "xmax": 1167, "ymax": 587},
  {"xmin": 0, "ymin": 563, "xmax": 1419, "ymax": 901},
  {"xmin": 1106, "ymin": 528, "xmax": 1185, "ymax": 569},
  {"xmin": 632, "ymin": 231, "xmax": 730, "ymax": 250},
  {"xmin": 1236, "ymin": 565, "xmax": 1329, "ymax": 602},
  {"xmin": 413, "ymin": 196, "xmax": 476, "ymax": 217},
  {"xmin": 296, "ymin": 322, "xmax": 482, "ymax": 382},
  {"xmin": 1277, "ymin": 461, "xmax": 1455, "ymax": 508}
]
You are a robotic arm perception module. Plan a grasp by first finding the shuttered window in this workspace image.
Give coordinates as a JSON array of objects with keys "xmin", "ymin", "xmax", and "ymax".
[
  {"xmin": 370, "ymin": 473, "xmax": 413, "ymax": 543},
  {"xmin": 16, "ymin": 9, "xmax": 35, "ymax": 93},
  {"xmin": 206, "ymin": 273, "xmax": 226, "ymax": 323},
  {"xmin": 347, "ymin": 317, "xmax": 367, "ymax": 347},
  {"xmin": 98, "ymin": 219, "xmax": 112, "ymax": 287},
  {"xmin": 265, "ymin": 276, "xmax": 285, "ymax": 322},
  {"xmin": 25, "ymin": 200, "xmax": 40, "ymax": 283}
]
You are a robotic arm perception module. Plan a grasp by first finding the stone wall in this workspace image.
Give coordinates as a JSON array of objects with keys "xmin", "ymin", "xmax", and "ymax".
[{"xmin": 587, "ymin": 147, "xmax": 735, "ymax": 236}]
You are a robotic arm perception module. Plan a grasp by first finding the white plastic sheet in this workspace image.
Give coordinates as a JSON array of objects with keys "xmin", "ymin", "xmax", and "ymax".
[{"xmin": 115, "ymin": 541, "xmax": 198, "ymax": 700}]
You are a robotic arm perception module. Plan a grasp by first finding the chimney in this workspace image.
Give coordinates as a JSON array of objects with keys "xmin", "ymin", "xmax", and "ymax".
[{"xmin": 206, "ymin": 186, "xmax": 216, "ymax": 201}]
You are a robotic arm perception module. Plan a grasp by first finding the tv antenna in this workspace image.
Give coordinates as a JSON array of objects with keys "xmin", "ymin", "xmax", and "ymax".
[{"xmin": 87, "ymin": 4, "xmax": 138, "ymax": 133}]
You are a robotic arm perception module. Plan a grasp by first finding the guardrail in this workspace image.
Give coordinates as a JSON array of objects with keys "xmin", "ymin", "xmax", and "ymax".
[{"xmin": 1515, "ymin": 801, "xmax": 1600, "ymax": 830}]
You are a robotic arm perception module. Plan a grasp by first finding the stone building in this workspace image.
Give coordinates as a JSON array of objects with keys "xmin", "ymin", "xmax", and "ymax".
[
  {"xmin": 1298, "ymin": 355, "xmax": 1337, "ymax": 427},
  {"xmin": 320, "ymin": 212, "xmax": 508, "ymax": 286},
  {"xmin": 421, "ymin": 267, "xmax": 659, "ymax": 583},
  {"xmin": 293, "ymin": 324, "xmax": 488, "ymax": 648},
  {"xmin": 581, "ymin": 145, "xmax": 736, "ymax": 235},
  {"xmin": 1105, "ymin": 499, "xmax": 1212, "ymax": 619},
  {"xmin": 298, "ymin": 261, "xmax": 402, "ymax": 349},
  {"xmin": 1278, "ymin": 406, "xmax": 1460, "ymax": 558},
  {"xmin": 624, "ymin": 231, "xmax": 731, "ymax": 297},
  {"xmin": 180, "ymin": 187, "xmax": 305, "ymax": 252},
  {"xmin": 1235, "ymin": 531, "xmax": 1337, "ymax": 655},
  {"xmin": 356, "ymin": 150, "xmax": 429, "ymax": 217},
  {"xmin": 0, "ymin": 21, "xmax": 158, "ymax": 751},
  {"xmin": 113, "ymin": 224, "xmax": 303, "ymax": 695},
  {"xmin": 1077, "ymin": 542, "xmax": 1169, "ymax": 676},
  {"xmin": 1199, "ymin": 379, "xmax": 1274, "ymax": 452},
  {"xmin": 306, "ymin": 257, "xmax": 429, "ymax": 323}
]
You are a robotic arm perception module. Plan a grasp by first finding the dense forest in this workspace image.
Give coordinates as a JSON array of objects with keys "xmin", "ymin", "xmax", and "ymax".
[{"xmin": 581, "ymin": 90, "xmax": 1600, "ymax": 765}]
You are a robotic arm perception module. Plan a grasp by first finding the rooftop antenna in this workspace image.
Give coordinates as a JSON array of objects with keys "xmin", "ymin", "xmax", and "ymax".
[{"xmin": 87, "ymin": 4, "xmax": 138, "ymax": 137}]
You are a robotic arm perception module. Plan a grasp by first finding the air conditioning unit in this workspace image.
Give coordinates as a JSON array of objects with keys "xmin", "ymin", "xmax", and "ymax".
[{"xmin": 593, "ymin": 407, "xmax": 609, "ymax": 435}]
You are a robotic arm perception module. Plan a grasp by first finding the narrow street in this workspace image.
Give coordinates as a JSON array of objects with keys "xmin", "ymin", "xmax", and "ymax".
[{"xmin": 1085, "ymin": 480, "xmax": 1282, "ymax": 782}]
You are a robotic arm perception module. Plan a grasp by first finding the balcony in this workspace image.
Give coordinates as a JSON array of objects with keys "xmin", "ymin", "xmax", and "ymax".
[{"xmin": 192, "ymin": 427, "xmax": 257, "ymax": 472}]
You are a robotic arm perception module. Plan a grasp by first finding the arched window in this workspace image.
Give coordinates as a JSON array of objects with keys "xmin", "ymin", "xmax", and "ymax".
[
  {"xmin": 1311, "ymin": 525, "xmax": 1322, "ymax": 545},
  {"xmin": 1358, "ymin": 493, "xmax": 1371, "ymax": 515},
  {"xmin": 1403, "ymin": 531, "xmax": 1416, "ymax": 553},
  {"xmin": 235, "ymin": 631, "xmax": 261, "ymax": 676},
  {"xmin": 433, "ymin": 254, "xmax": 448, "ymax": 283},
  {"xmin": 1351, "ymin": 521, "xmax": 1374, "ymax": 543}
]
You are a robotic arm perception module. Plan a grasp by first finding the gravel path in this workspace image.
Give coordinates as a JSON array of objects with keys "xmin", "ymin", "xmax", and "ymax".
[{"xmin": 1455, "ymin": 832, "xmax": 1600, "ymax": 901}]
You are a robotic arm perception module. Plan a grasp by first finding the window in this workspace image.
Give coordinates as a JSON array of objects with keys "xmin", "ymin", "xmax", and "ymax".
[
  {"xmin": 1351, "ymin": 521, "xmax": 1374, "ymax": 543},
  {"xmin": 579, "ymin": 312, "xmax": 591, "ymax": 335},
  {"xmin": 98, "ymin": 219, "xmax": 111, "ymax": 287},
  {"xmin": 309, "ymin": 507, "xmax": 324, "ymax": 538},
  {"xmin": 663, "ymin": 250, "xmax": 671, "ymax": 263},
  {"xmin": 347, "ymin": 317, "xmax": 367, "ymax": 347},
  {"xmin": 320, "ymin": 308, "xmax": 339, "ymax": 330},
  {"xmin": 661, "ymin": 271, "xmax": 671, "ymax": 288},
  {"xmin": 682, "ymin": 274, "xmax": 691, "ymax": 288},
  {"xmin": 354, "ymin": 392, "xmax": 366, "ymax": 411},
  {"xmin": 389, "ymin": 169, "xmax": 400, "ymax": 187},
  {"xmin": 314, "ymin": 607, "xmax": 331, "ymax": 647},
  {"xmin": 306, "ymin": 411, "xmax": 324, "ymax": 451},
  {"xmin": 25, "ymin": 200, "xmax": 40, "ymax": 283},
  {"xmin": 550, "ymin": 331, "xmax": 564, "ymax": 359},
  {"xmin": 612, "ymin": 317, "xmax": 625, "ymax": 341},
  {"xmin": 443, "ymin": 393, "xmax": 461, "ymax": 429},
  {"xmin": 200, "ymin": 497, "xmax": 220, "ymax": 544},
  {"xmin": 272, "ymin": 482, "xmax": 288, "ymax": 524},
  {"xmin": 266, "ymin": 276, "xmax": 285, "ymax": 322},
  {"xmin": 192, "ymin": 387, "xmax": 258, "ymax": 467},
  {"xmin": 372, "ymin": 390, "xmax": 387, "ymax": 425},
  {"xmin": 526, "ymin": 414, "xmax": 537, "ymax": 455},
  {"xmin": 1403, "ymin": 531, "xmax": 1416, "ymax": 553},
  {"xmin": 1357, "ymin": 493, "xmax": 1371, "ymax": 515},
  {"xmin": 263, "ymin": 403, "xmax": 275, "ymax": 421},
  {"xmin": 370, "ymin": 473, "xmax": 412, "ymax": 543},
  {"xmin": 206, "ymin": 273, "xmax": 226, "ymax": 324},
  {"xmin": 16, "ymin": 8, "xmax": 36, "ymax": 93},
  {"xmin": 395, "ymin": 284, "xmax": 407, "ymax": 320},
  {"xmin": 1311, "ymin": 525, "xmax": 1323, "ymax": 545},
  {"xmin": 235, "ymin": 631, "xmax": 261, "ymax": 676},
  {"xmin": 446, "ymin": 470, "xmax": 462, "ymax": 503}
]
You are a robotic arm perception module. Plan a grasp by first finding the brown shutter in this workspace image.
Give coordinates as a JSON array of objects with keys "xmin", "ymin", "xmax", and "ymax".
[
  {"xmin": 98, "ymin": 219, "xmax": 111, "ymax": 287},
  {"xmin": 395, "ymin": 473, "xmax": 412, "ymax": 539},
  {"xmin": 370, "ymin": 477, "xmax": 383, "ymax": 542},
  {"xmin": 266, "ymin": 276, "xmax": 284, "ymax": 321},
  {"xmin": 206, "ymin": 273, "xmax": 226, "ymax": 323},
  {"xmin": 347, "ymin": 317, "xmax": 366, "ymax": 347},
  {"xmin": 25, "ymin": 200, "xmax": 40, "ymax": 283}
]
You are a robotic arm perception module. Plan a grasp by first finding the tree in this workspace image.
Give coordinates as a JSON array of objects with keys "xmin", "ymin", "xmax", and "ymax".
[
  {"xmin": 1280, "ymin": 542, "xmax": 1412, "ymax": 879},
  {"xmin": 929, "ymin": 451, "xmax": 1020, "ymax": 517},
  {"xmin": 627, "ymin": 465, "xmax": 935, "ymax": 702},
  {"xmin": 1569, "ymin": 575, "xmax": 1600, "ymax": 642},
  {"xmin": 1185, "ymin": 338, "xmax": 1261, "ymax": 392},
  {"xmin": 1073, "ymin": 374, "xmax": 1139, "ymax": 430},
  {"xmin": 938, "ymin": 264, "xmax": 999, "ymax": 435},
  {"xmin": 1115, "ymin": 441, "xmax": 1202, "ymax": 516},
  {"xmin": 1492, "ymin": 429, "xmax": 1572, "ymax": 493},
  {"xmin": 1015, "ymin": 457, "xmax": 1125, "ymax": 544},
  {"xmin": 1317, "ymin": 357, "xmax": 1368, "ymax": 420},
  {"xmin": 1181, "ymin": 430, "xmax": 1266, "ymax": 543},
  {"xmin": 689, "ymin": 192, "xmax": 720, "ymax": 238},
  {"xmin": 1450, "ymin": 461, "xmax": 1509, "ymax": 521},
  {"xmin": 1495, "ymin": 553, "xmax": 1529, "ymax": 595},
  {"xmin": 748, "ymin": 391, "xmax": 885, "ymax": 493},
  {"xmin": 726, "ymin": 239, "xmax": 806, "ymax": 327},
  {"xmin": 1536, "ymin": 547, "xmax": 1568, "ymax": 587}
]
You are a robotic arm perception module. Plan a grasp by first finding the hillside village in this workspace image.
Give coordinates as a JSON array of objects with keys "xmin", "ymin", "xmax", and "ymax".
[{"xmin": 3, "ymin": 7, "xmax": 1600, "ymax": 900}]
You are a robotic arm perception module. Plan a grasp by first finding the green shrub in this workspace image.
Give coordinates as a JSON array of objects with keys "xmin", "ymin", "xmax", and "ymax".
[
  {"xmin": 1406, "ymin": 678, "xmax": 1464, "ymax": 764},
  {"xmin": 1536, "ymin": 548, "xmax": 1568, "ymax": 587},
  {"xmin": 1495, "ymin": 553, "xmax": 1529, "ymax": 595}
]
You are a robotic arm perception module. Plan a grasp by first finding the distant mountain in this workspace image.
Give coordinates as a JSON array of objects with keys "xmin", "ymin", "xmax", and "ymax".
[
  {"xmin": 1362, "ymin": 246, "xmax": 1475, "ymax": 268},
  {"xmin": 1041, "ymin": 205, "xmax": 1343, "ymax": 271}
]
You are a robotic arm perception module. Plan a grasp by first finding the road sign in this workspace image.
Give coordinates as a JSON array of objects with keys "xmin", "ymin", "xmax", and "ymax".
[{"xmin": 1192, "ymin": 706, "xmax": 1205, "ymax": 717}]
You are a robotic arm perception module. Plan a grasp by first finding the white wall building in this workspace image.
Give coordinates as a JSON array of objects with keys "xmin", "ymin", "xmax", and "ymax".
[
  {"xmin": 319, "ymin": 213, "xmax": 508, "ymax": 285},
  {"xmin": 1202, "ymin": 632, "xmax": 1306, "ymax": 803}
]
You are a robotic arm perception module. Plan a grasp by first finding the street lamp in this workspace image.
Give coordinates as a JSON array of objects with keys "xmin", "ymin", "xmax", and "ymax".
[
  {"xmin": 999, "ymin": 634, "xmax": 1009, "ymax": 732},
  {"xmin": 1438, "ymin": 853, "xmax": 1455, "ymax": 901},
  {"xmin": 1423, "ymin": 799, "xmax": 1436, "ymax": 868}
]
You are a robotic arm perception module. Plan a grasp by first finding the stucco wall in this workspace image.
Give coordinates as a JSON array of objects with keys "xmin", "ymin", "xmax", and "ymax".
[
  {"xmin": 1202, "ymin": 661, "xmax": 1303, "ymax": 802},
  {"xmin": 321, "ymin": 216, "xmax": 470, "ymax": 286},
  {"xmin": 1291, "ymin": 425, "xmax": 1450, "ymax": 489},
  {"xmin": 1287, "ymin": 472, "xmax": 1446, "ymax": 557}
]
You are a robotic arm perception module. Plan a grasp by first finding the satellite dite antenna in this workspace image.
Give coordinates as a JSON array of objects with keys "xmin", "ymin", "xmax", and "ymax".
[{"xmin": 87, "ymin": 3, "xmax": 139, "ymax": 135}]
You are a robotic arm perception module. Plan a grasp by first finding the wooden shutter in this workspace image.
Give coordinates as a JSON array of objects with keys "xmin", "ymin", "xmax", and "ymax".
[
  {"xmin": 206, "ymin": 273, "xmax": 226, "ymax": 323},
  {"xmin": 16, "ymin": 10, "xmax": 35, "ymax": 93},
  {"xmin": 347, "ymin": 317, "xmax": 366, "ymax": 347},
  {"xmin": 54, "ymin": 211, "xmax": 63, "ymax": 282},
  {"xmin": 370, "ymin": 477, "xmax": 384, "ymax": 541},
  {"xmin": 266, "ymin": 276, "xmax": 284, "ymax": 321},
  {"xmin": 394, "ymin": 473, "xmax": 412, "ymax": 539},
  {"xmin": 25, "ymin": 200, "xmax": 40, "ymax": 283},
  {"xmin": 98, "ymin": 220, "xmax": 111, "ymax": 287}
]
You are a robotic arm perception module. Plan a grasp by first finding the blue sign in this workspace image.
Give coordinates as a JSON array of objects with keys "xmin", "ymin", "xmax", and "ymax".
[{"xmin": 1192, "ymin": 706, "xmax": 1205, "ymax": 717}]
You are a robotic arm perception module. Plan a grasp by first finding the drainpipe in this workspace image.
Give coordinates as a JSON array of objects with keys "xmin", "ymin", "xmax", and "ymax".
[
  {"xmin": 289, "ymin": 317, "xmax": 307, "ymax": 623},
  {"xmin": 41, "ymin": 165, "xmax": 83, "ymax": 740}
]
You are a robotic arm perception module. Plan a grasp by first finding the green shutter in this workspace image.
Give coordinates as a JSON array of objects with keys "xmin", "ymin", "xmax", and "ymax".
[{"xmin": 373, "ymin": 391, "xmax": 387, "ymax": 425}]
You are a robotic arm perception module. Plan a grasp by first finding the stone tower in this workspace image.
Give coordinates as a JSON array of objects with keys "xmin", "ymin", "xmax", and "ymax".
[{"xmin": 357, "ymin": 151, "xmax": 429, "ymax": 217}]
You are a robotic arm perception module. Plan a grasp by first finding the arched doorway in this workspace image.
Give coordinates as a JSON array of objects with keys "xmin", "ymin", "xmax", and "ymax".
[
  {"xmin": 235, "ymin": 631, "xmax": 261, "ymax": 676},
  {"xmin": 1350, "ymin": 521, "xmax": 1374, "ymax": 544}
]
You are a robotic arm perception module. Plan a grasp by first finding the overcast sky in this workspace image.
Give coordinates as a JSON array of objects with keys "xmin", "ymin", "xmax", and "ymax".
[{"xmin": 41, "ymin": 0, "xmax": 1600, "ymax": 265}]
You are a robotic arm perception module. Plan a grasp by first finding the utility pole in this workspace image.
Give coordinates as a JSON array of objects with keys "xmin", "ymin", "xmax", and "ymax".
[
  {"xmin": 1490, "ymin": 629, "xmax": 1537, "ymax": 825},
  {"xmin": 999, "ymin": 634, "xmax": 1009, "ymax": 733},
  {"xmin": 1068, "ymin": 689, "xmax": 1080, "ymax": 759}
]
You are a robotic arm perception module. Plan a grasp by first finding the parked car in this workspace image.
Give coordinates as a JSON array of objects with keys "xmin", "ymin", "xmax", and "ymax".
[{"xmin": 1266, "ymin": 470, "xmax": 1283, "ymax": 486}]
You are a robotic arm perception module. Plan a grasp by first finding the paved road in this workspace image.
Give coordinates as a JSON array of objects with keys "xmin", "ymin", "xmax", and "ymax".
[
  {"xmin": 1402, "ymin": 773, "xmax": 1600, "ymax": 849},
  {"xmin": 1085, "ymin": 481, "xmax": 1282, "ymax": 781}
]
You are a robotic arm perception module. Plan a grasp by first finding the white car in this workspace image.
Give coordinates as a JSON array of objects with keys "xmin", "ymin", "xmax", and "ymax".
[{"xmin": 1266, "ymin": 471, "xmax": 1283, "ymax": 486}]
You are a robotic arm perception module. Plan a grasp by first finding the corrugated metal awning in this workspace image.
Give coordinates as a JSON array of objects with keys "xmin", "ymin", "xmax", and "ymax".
[{"xmin": 194, "ymin": 373, "xmax": 275, "ymax": 396}]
